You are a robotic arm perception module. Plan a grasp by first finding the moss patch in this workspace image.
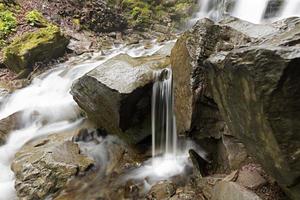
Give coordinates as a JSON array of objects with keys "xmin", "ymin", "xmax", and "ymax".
[
  {"xmin": 25, "ymin": 10, "xmax": 48, "ymax": 27},
  {"xmin": 3, "ymin": 25, "xmax": 69, "ymax": 73},
  {"xmin": 0, "ymin": 3, "xmax": 17, "ymax": 46}
]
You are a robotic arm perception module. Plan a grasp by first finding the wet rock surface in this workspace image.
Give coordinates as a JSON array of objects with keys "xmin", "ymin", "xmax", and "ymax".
[
  {"xmin": 170, "ymin": 17, "xmax": 251, "ymax": 136},
  {"xmin": 207, "ymin": 20, "xmax": 300, "ymax": 199},
  {"xmin": 11, "ymin": 131, "xmax": 94, "ymax": 200},
  {"xmin": 171, "ymin": 16, "xmax": 300, "ymax": 199},
  {"xmin": 71, "ymin": 52, "xmax": 170, "ymax": 144},
  {"xmin": 0, "ymin": 112, "xmax": 19, "ymax": 145}
]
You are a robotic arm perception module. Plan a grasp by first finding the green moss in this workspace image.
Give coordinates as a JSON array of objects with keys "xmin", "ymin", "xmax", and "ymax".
[
  {"xmin": 6, "ymin": 25, "xmax": 60, "ymax": 55},
  {"xmin": 3, "ymin": 25, "xmax": 69, "ymax": 73},
  {"xmin": 73, "ymin": 18, "xmax": 80, "ymax": 26},
  {"xmin": 121, "ymin": 0, "xmax": 196, "ymax": 29},
  {"xmin": 0, "ymin": 3, "xmax": 17, "ymax": 39},
  {"xmin": 121, "ymin": 0, "xmax": 154, "ymax": 29},
  {"xmin": 25, "ymin": 10, "xmax": 48, "ymax": 27}
]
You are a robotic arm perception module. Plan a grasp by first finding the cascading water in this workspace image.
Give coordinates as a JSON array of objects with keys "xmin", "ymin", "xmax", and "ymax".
[
  {"xmin": 151, "ymin": 68, "xmax": 177, "ymax": 158},
  {"xmin": 0, "ymin": 43, "xmax": 165, "ymax": 200},
  {"xmin": 193, "ymin": 0, "xmax": 300, "ymax": 24},
  {"xmin": 232, "ymin": 0, "xmax": 270, "ymax": 23}
]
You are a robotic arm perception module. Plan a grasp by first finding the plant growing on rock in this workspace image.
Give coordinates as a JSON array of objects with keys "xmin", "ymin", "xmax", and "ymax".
[
  {"xmin": 0, "ymin": 3, "xmax": 17, "ymax": 39},
  {"xmin": 25, "ymin": 10, "xmax": 48, "ymax": 27},
  {"xmin": 121, "ymin": 0, "xmax": 197, "ymax": 30}
]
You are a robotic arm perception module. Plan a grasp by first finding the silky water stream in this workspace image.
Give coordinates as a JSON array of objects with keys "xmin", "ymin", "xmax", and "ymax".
[{"xmin": 0, "ymin": 43, "xmax": 168, "ymax": 200}]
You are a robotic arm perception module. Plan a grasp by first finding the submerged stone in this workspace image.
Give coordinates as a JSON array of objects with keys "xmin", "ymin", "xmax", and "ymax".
[{"xmin": 3, "ymin": 25, "xmax": 69, "ymax": 73}]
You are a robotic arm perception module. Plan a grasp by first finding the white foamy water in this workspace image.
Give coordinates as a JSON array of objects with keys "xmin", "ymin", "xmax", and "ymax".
[
  {"xmin": 192, "ymin": 0, "xmax": 300, "ymax": 24},
  {"xmin": 281, "ymin": 0, "xmax": 300, "ymax": 18},
  {"xmin": 152, "ymin": 69, "xmax": 177, "ymax": 157},
  {"xmin": 0, "ymin": 42, "xmax": 166, "ymax": 200},
  {"xmin": 232, "ymin": 0, "xmax": 270, "ymax": 24}
]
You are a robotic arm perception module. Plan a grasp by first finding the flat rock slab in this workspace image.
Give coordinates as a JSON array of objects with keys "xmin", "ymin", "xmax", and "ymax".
[{"xmin": 212, "ymin": 181, "xmax": 262, "ymax": 200}]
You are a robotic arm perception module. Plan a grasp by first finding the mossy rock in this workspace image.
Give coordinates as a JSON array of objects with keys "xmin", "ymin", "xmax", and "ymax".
[{"xmin": 3, "ymin": 25, "xmax": 69, "ymax": 73}]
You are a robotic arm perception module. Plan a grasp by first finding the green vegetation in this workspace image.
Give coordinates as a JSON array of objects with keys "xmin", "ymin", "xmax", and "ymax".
[
  {"xmin": 122, "ymin": 0, "xmax": 153, "ymax": 29},
  {"xmin": 121, "ymin": 0, "xmax": 196, "ymax": 29},
  {"xmin": 3, "ymin": 24, "xmax": 69, "ymax": 73},
  {"xmin": 0, "ymin": 3, "xmax": 17, "ymax": 45},
  {"xmin": 25, "ymin": 10, "xmax": 48, "ymax": 27},
  {"xmin": 4, "ymin": 25, "xmax": 60, "ymax": 55}
]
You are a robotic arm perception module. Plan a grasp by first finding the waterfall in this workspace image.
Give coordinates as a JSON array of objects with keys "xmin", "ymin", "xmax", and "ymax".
[
  {"xmin": 193, "ymin": 0, "xmax": 300, "ymax": 24},
  {"xmin": 232, "ymin": 0, "xmax": 270, "ymax": 24},
  {"xmin": 151, "ymin": 68, "xmax": 177, "ymax": 157},
  {"xmin": 281, "ymin": 0, "xmax": 300, "ymax": 18}
]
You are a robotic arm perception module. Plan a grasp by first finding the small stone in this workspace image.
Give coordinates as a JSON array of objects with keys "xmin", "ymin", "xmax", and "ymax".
[
  {"xmin": 237, "ymin": 168, "xmax": 267, "ymax": 189},
  {"xmin": 147, "ymin": 180, "xmax": 176, "ymax": 200}
]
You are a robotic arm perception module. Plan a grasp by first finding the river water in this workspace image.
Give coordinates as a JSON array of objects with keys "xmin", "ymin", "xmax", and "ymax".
[
  {"xmin": 0, "ymin": 43, "xmax": 164, "ymax": 200},
  {"xmin": 1, "ymin": 0, "xmax": 300, "ymax": 199}
]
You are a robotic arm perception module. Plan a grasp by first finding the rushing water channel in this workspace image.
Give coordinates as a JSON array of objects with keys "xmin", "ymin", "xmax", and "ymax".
[{"xmin": 0, "ymin": 44, "xmax": 164, "ymax": 200}]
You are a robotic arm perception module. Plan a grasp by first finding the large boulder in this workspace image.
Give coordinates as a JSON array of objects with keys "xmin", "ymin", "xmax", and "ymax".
[
  {"xmin": 11, "ymin": 132, "xmax": 94, "ymax": 200},
  {"xmin": 171, "ymin": 16, "xmax": 300, "ymax": 199},
  {"xmin": 71, "ymin": 53, "xmax": 170, "ymax": 144},
  {"xmin": 207, "ymin": 44, "xmax": 300, "ymax": 199},
  {"xmin": 3, "ymin": 25, "xmax": 69, "ymax": 73},
  {"xmin": 170, "ymin": 17, "xmax": 251, "ymax": 136}
]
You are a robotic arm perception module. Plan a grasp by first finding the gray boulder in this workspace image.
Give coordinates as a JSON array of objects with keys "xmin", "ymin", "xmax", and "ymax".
[
  {"xmin": 171, "ymin": 16, "xmax": 300, "ymax": 199},
  {"xmin": 71, "ymin": 53, "xmax": 170, "ymax": 144},
  {"xmin": 207, "ymin": 44, "xmax": 300, "ymax": 199},
  {"xmin": 206, "ymin": 17, "xmax": 300, "ymax": 199},
  {"xmin": 11, "ymin": 132, "xmax": 94, "ymax": 200},
  {"xmin": 170, "ymin": 17, "xmax": 251, "ymax": 136}
]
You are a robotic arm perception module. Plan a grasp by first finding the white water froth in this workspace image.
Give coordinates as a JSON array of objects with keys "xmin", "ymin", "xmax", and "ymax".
[
  {"xmin": 232, "ymin": 0, "xmax": 270, "ymax": 24},
  {"xmin": 193, "ymin": 0, "xmax": 300, "ymax": 24},
  {"xmin": 0, "ymin": 42, "xmax": 166, "ymax": 200},
  {"xmin": 152, "ymin": 69, "xmax": 177, "ymax": 157}
]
